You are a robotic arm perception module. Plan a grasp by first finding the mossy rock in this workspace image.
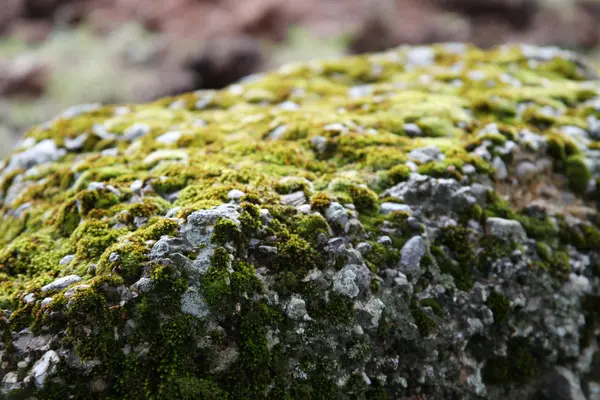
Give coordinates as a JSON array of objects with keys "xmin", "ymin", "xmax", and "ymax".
[{"xmin": 0, "ymin": 43, "xmax": 599, "ymax": 399}]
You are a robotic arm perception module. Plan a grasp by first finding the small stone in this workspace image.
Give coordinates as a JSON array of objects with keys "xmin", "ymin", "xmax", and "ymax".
[
  {"xmin": 286, "ymin": 296, "xmax": 310, "ymax": 321},
  {"xmin": 2, "ymin": 371, "xmax": 18, "ymax": 385},
  {"xmin": 355, "ymin": 297, "xmax": 385, "ymax": 328},
  {"xmin": 539, "ymin": 366, "xmax": 586, "ymax": 400},
  {"xmin": 156, "ymin": 130, "xmax": 182, "ymax": 145},
  {"xmin": 59, "ymin": 255, "xmax": 75, "ymax": 265},
  {"xmin": 297, "ymin": 204, "xmax": 311, "ymax": 214},
  {"xmin": 278, "ymin": 101, "xmax": 300, "ymax": 111},
  {"xmin": 380, "ymin": 202, "xmax": 412, "ymax": 215},
  {"xmin": 403, "ymin": 123, "xmax": 422, "ymax": 137},
  {"xmin": 41, "ymin": 275, "xmax": 82, "ymax": 293},
  {"xmin": 64, "ymin": 133, "xmax": 88, "ymax": 151},
  {"xmin": 486, "ymin": 217, "xmax": 527, "ymax": 242},
  {"xmin": 492, "ymin": 156, "xmax": 508, "ymax": 180},
  {"xmin": 325, "ymin": 202, "xmax": 349, "ymax": 227},
  {"xmin": 269, "ymin": 125, "xmax": 287, "ymax": 140},
  {"xmin": 23, "ymin": 293, "xmax": 36, "ymax": 304},
  {"xmin": 281, "ymin": 191, "xmax": 306, "ymax": 206},
  {"xmin": 130, "ymin": 180, "xmax": 144, "ymax": 192},
  {"xmin": 408, "ymin": 146, "xmax": 444, "ymax": 164},
  {"xmin": 41, "ymin": 297, "xmax": 53, "ymax": 307},
  {"xmin": 132, "ymin": 277, "xmax": 154, "ymax": 294},
  {"xmin": 180, "ymin": 287, "xmax": 210, "ymax": 319},
  {"xmin": 462, "ymin": 164, "xmax": 476, "ymax": 174},
  {"xmin": 311, "ymin": 136, "xmax": 328, "ymax": 153},
  {"xmin": 356, "ymin": 242, "xmax": 372, "ymax": 256},
  {"xmin": 516, "ymin": 161, "xmax": 538, "ymax": 182},
  {"xmin": 400, "ymin": 236, "xmax": 426, "ymax": 273},
  {"xmin": 31, "ymin": 350, "xmax": 59, "ymax": 388},
  {"xmin": 377, "ymin": 236, "xmax": 393, "ymax": 246},
  {"xmin": 227, "ymin": 189, "xmax": 246, "ymax": 202},
  {"xmin": 394, "ymin": 273, "xmax": 410, "ymax": 288}
]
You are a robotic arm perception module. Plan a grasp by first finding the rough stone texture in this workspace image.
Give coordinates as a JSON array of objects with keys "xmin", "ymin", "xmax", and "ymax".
[{"xmin": 0, "ymin": 43, "xmax": 599, "ymax": 400}]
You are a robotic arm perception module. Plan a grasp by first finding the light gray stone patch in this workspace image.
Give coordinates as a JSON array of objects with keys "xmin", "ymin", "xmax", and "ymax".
[
  {"xmin": 311, "ymin": 136, "xmax": 328, "ymax": 154},
  {"xmin": 131, "ymin": 277, "xmax": 154, "ymax": 294},
  {"xmin": 4, "ymin": 139, "xmax": 66, "ymax": 176},
  {"xmin": 65, "ymin": 133, "xmax": 88, "ymax": 151},
  {"xmin": 156, "ymin": 130, "xmax": 182, "ymax": 144},
  {"xmin": 403, "ymin": 123, "xmax": 422, "ymax": 137},
  {"xmin": 377, "ymin": 236, "xmax": 393, "ymax": 246},
  {"xmin": 41, "ymin": 275, "xmax": 82, "ymax": 293},
  {"xmin": 519, "ymin": 129, "xmax": 547, "ymax": 152},
  {"xmin": 406, "ymin": 46, "xmax": 435, "ymax": 66},
  {"xmin": 400, "ymin": 236, "xmax": 426, "ymax": 274},
  {"xmin": 41, "ymin": 297, "xmax": 53, "ymax": 307},
  {"xmin": 561, "ymin": 125, "xmax": 590, "ymax": 150},
  {"xmin": 356, "ymin": 242, "xmax": 372, "ymax": 256},
  {"xmin": 349, "ymin": 85, "xmax": 374, "ymax": 98},
  {"xmin": 191, "ymin": 246, "xmax": 216, "ymax": 276},
  {"xmin": 180, "ymin": 287, "xmax": 210, "ymax": 319},
  {"xmin": 281, "ymin": 191, "xmax": 306, "ymax": 206},
  {"xmin": 278, "ymin": 101, "xmax": 300, "ymax": 111},
  {"xmin": 60, "ymin": 103, "xmax": 101, "ymax": 119},
  {"xmin": 408, "ymin": 146, "xmax": 445, "ymax": 164},
  {"xmin": 355, "ymin": 297, "xmax": 385, "ymax": 328},
  {"xmin": 59, "ymin": 255, "xmax": 75, "ymax": 265},
  {"xmin": 181, "ymin": 204, "xmax": 241, "ymax": 247},
  {"xmin": 100, "ymin": 146, "xmax": 117, "ymax": 156},
  {"xmin": 325, "ymin": 202, "xmax": 349, "ymax": 227},
  {"xmin": 227, "ymin": 189, "xmax": 245, "ymax": 202},
  {"xmin": 269, "ymin": 125, "xmax": 287, "ymax": 140},
  {"xmin": 130, "ymin": 179, "xmax": 144, "ymax": 192},
  {"xmin": 515, "ymin": 161, "xmax": 538, "ymax": 182},
  {"xmin": 92, "ymin": 124, "xmax": 116, "ymax": 140},
  {"xmin": 23, "ymin": 293, "xmax": 36, "ymax": 304},
  {"xmin": 286, "ymin": 296, "xmax": 311, "ymax": 321},
  {"xmin": 539, "ymin": 366, "xmax": 587, "ymax": 400},
  {"xmin": 64, "ymin": 285, "xmax": 91, "ymax": 299},
  {"xmin": 333, "ymin": 266, "xmax": 360, "ymax": 298},
  {"xmin": 492, "ymin": 156, "xmax": 508, "ymax": 180},
  {"xmin": 380, "ymin": 202, "xmax": 412, "ymax": 215},
  {"xmin": 31, "ymin": 350, "xmax": 59, "ymax": 388},
  {"xmin": 486, "ymin": 217, "xmax": 527, "ymax": 242}
]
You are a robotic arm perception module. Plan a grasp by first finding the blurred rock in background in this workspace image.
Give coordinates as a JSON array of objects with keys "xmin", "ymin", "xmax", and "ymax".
[{"xmin": 1, "ymin": 0, "xmax": 600, "ymax": 157}]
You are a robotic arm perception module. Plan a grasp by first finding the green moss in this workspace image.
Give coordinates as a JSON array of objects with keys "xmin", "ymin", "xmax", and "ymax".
[
  {"xmin": 434, "ymin": 225, "xmax": 475, "ymax": 291},
  {"xmin": 420, "ymin": 298, "xmax": 445, "ymax": 318},
  {"xmin": 482, "ymin": 338, "xmax": 541, "ymax": 385},
  {"xmin": 566, "ymin": 155, "xmax": 592, "ymax": 194},
  {"xmin": 348, "ymin": 184, "xmax": 379, "ymax": 214},
  {"xmin": 1, "ymin": 42, "xmax": 599, "ymax": 399},
  {"xmin": 309, "ymin": 192, "xmax": 332, "ymax": 211},
  {"xmin": 295, "ymin": 214, "xmax": 330, "ymax": 242},
  {"xmin": 410, "ymin": 297, "xmax": 437, "ymax": 337},
  {"xmin": 211, "ymin": 218, "xmax": 241, "ymax": 246},
  {"xmin": 486, "ymin": 291, "xmax": 510, "ymax": 325},
  {"xmin": 72, "ymin": 219, "xmax": 119, "ymax": 260},
  {"xmin": 536, "ymin": 242, "xmax": 552, "ymax": 262}
]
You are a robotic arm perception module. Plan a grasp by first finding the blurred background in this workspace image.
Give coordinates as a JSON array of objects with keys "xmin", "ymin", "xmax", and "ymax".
[{"xmin": 2, "ymin": 0, "xmax": 600, "ymax": 156}]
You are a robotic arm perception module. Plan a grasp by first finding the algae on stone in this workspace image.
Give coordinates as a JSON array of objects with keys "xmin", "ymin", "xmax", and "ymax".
[{"xmin": 0, "ymin": 43, "xmax": 599, "ymax": 399}]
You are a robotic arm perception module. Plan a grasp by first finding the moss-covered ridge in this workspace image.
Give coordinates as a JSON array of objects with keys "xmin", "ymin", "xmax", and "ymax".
[{"xmin": 0, "ymin": 43, "xmax": 599, "ymax": 399}]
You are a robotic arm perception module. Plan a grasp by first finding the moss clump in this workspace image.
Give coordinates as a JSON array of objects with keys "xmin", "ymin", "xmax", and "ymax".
[
  {"xmin": 482, "ymin": 338, "xmax": 541, "ymax": 385},
  {"xmin": 309, "ymin": 192, "xmax": 332, "ymax": 211},
  {"xmin": 433, "ymin": 225, "xmax": 475, "ymax": 291},
  {"xmin": 486, "ymin": 291, "xmax": 511, "ymax": 325},
  {"xmin": 348, "ymin": 185, "xmax": 379, "ymax": 214},
  {"xmin": 565, "ymin": 155, "xmax": 592, "ymax": 194},
  {"xmin": 410, "ymin": 297, "xmax": 438, "ymax": 337}
]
